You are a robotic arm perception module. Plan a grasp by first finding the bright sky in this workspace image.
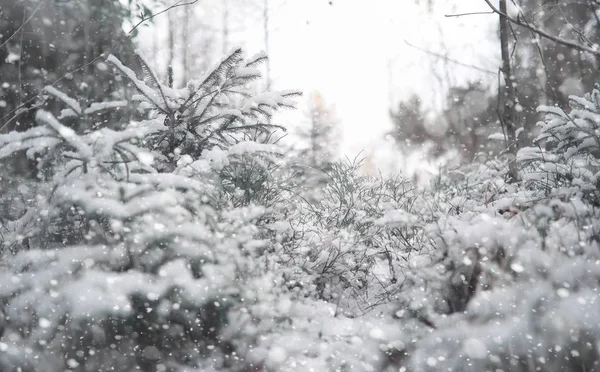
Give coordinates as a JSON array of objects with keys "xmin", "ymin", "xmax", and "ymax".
[{"xmin": 140, "ymin": 0, "xmax": 501, "ymax": 174}]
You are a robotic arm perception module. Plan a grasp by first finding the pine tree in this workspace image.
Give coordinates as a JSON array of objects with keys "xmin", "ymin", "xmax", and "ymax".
[
  {"xmin": 0, "ymin": 48, "xmax": 299, "ymax": 372},
  {"xmin": 291, "ymin": 92, "xmax": 339, "ymax": 188}
]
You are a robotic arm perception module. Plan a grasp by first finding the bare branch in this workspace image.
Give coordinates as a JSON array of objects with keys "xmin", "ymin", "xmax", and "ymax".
[{"xmin": 482, "ymin": 0, "xmax": 600, "ymax": 56}]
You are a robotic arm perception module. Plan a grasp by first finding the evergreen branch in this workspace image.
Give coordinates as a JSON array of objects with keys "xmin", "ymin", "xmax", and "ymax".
[
  {"xmin": 220, "ymin": 123, "xmax": 285, "ymax": 133},
  {"xmin": 135, "ymin": 52, "xmax": 172, "ymax": 114},
  {"xmin": 189, "ymin": 115, "xmax": 228, "ymax": 130},
  {"xmin": 196, "ymin": 117, "xmax": 237, "ymax": 148},
  {"xmin": 191, "ymin": 89, "xmax": 224, "ymax": 129},
  {"xmin": 199, "ymin": 48, "xmax": 244, "ymax": 90},
  {"xmin": 106, "ymin": 54, "xmax": 167, "ymax": 114},
  {"xmin": 245, "ymin": 53, "xmax": 268, "ymax": 68}
]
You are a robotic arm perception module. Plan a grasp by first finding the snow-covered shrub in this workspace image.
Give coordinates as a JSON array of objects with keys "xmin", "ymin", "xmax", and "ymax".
[
  {"xmin": 0, "ymin": 48, "xmax": 299, "ymax": 372},
  {"xmin": 226, "ymin": 294, "xmax": 406, "ymax": 372},
  {"xmin": 407, "ymin": 256, "xmax": 600, "ymax": 372},
  {"xmin": 386, "ymin": 87, "xmax": 600, "ymax": 371},
  {"xmin": 278, "ymin": 157, "xmax": 421, "ymax": 314}
]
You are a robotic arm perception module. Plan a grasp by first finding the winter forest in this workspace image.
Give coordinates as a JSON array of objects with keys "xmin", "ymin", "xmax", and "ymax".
[{"xmin": 1, "ymin": 0, "xmax": 600, "ymax": 371}]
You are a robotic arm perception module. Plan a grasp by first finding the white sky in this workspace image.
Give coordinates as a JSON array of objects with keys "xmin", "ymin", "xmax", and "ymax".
[{"xmin": 139, "ymin": 0, "xmax": 501, "ymax": 174}]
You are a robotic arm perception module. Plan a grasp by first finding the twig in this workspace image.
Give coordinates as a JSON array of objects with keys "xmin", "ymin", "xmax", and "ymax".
[
  {"xmin": 445, "ymin": 11, "xmax": 494, "ymax": 17},
  {"xmin": 0, "ymin": 0, "xmax": 47, "ymax": 50},
  {"xmin": 18, "ymin": 6, "xmax": 27, "ymax": 106},
  {"xmin": 404, "ymin": 40, "xmax": 497, "ymax": 75},
  {"xmin": 555, "ymin": 3, "xmax": 595, "ymax": 49}
]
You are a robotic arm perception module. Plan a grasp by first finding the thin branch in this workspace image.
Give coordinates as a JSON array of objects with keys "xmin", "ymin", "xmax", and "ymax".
[
  {"xmin": 508, "ymin": 0, "xmax": 557, "ymax": 102},
  {"xmin": 124, "ymin": 0, "xmax": 201, "ymax": 47},
  {"xmin": 404, "ymin": 40, "xmax": 497, "ymax": 75},
  {"xmin": 445, "ymin": 11, "xmax": 494, "ymax": 17},
  {"xmin": 555, "ymin": 3, "xmax": 595, "ymax": 48},
  {"xmin": 483, "ymin": 0, "xmax": 600, "ymax": 56},
  {"xmin": 17, "ymin": 6, "xmax": 27, "ymax": 106},
  {"xmin": 0, "ymin": 0, "xmax": 47, "ymax": 50}
]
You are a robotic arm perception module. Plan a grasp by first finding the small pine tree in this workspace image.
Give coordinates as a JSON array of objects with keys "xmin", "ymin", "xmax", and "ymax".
[{"xmin": 0, "ymin": 48, "xmax": 299, "ymax": 371}]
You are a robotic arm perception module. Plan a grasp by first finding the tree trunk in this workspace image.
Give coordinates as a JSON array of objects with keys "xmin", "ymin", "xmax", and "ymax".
[
  {"xmin": 182, "ymin": 7, "xmax": 190, "ymax": 84},
  {"xmin": 499, "ymin": 0, "xmax": 518, "ymax": 182},
  {"xmin": 167, "ymin": 9, "xmax": 175, "ymax": 88},
  {"xmin": 263, "ymin": 0, "xmax": 271, "ymax": 90},
  {"xmin": 222, "ymin": 0, "xmax": 229, "ymax": 55}
]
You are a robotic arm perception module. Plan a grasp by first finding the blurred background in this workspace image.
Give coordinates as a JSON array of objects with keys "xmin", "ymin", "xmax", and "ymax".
[
  {"xmin": 2, "ymin": 0, "xmax": 598, "ymax": 181},
  {"xmin": 133, "ymin": 0, "xmax": 499, "ymax": 180}
]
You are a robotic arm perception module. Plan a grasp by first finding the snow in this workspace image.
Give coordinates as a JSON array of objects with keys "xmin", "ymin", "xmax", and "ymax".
[
  {"xmin": 84, "ymin": 100, "xmax": 127, "ymax": 115},
  {"xmin": 44, "ymin": 86, "xmax": 82, "ymax": 115},
  {"xmin": 5, "ymin": 52, "xmax": 20, "ymax": 63},
  {"xmin": 106, "ymin": 54, "xmax": 165, "ymax": 111},
  {"xmin": 267, "ymin": 346, "xmax": 288, "ymax": 365},
  {"xmin": 368, "ymin": 327, "xmax": 385, "ymax": 340},
  {"xmin": 488, "ymin": 132, "xmax": 506, "ymax": 141},
  {"xmin": 137, "ymin": 151, "xmax": 154, "ymax": 166},
  {"xmin": 463, "ymin": 338, "xmax": 487, "ymax": 359},
  {"xmin": 228, "ymin": 141, "xmax": 283, "ymax": 156},
  {"xmin": 375, "ymin": 209, "xmax": 418, "ymax": 227},
  {"xmin": 36, "ymin": 110, "xmax": 92, "ymax": 160},
  {"xmin": 234, "ymin": 67, "xmax": 261, "ymax": 78}
]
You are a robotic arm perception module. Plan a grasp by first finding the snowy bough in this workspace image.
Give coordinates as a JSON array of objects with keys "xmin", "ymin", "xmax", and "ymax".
[{"xmin": 0, "ymin": 49, "xmax": 300, "ymax": 371}]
